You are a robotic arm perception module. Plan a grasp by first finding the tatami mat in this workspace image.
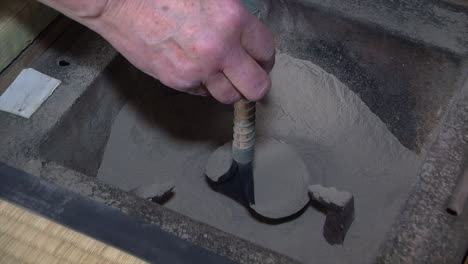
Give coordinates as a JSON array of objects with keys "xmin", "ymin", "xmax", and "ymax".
[{"xmin": 0, "ymin": 199, "xmax": 147, "ymax": 264}]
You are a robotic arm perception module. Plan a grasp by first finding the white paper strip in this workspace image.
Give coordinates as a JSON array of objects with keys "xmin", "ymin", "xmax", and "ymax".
[{"xmin": 0, "ymin": 68, "xmax": 61, "ymax": 118}]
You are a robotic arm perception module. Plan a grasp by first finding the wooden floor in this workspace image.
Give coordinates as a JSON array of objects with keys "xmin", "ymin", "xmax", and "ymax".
[{"xmin": 0, "ymin": 199, "xmax": 147, "ymax": 264}]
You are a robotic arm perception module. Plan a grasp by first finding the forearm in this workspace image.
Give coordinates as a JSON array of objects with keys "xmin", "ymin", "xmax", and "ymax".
[
  {"xmin": 36, "ymin": 0, "xmax": 146, "ymax": 51},
  {"xmin": 36, "ymin": 0, "xmax": 176, "ymax": 49},
  {"xmin": 37, "ymin": 0, "xmax": 112, "ymax": 20}
]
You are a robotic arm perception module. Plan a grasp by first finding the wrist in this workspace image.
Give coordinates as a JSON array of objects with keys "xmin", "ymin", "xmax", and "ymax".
[
  {"xmin": 37, "ymin": 0, "xmax": 114, "ymax": 22},
  {"xmin": 73, "ymin": 0, "xmax": 111, "ymax": 20},
  {"xmin": 76, "ymin": 0, "xmax": 127, "ymax": 30},
  {"xmin": 76, "ymin": 0, "xmax": 146, "ymax": 49},
  {"xmin": 85, "ymin": 0, "xmax": 180, "ymax": 54}
]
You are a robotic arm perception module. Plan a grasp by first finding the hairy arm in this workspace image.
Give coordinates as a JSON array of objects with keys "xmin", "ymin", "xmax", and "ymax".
[{"xmin": 37, "ymin": 0, "xmax": 275, "ymax": 103}]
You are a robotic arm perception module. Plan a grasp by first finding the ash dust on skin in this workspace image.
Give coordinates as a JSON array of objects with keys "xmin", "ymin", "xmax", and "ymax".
[{"xmin": 97, "ymin": 53, "xmax": 423, "ymax": 263}]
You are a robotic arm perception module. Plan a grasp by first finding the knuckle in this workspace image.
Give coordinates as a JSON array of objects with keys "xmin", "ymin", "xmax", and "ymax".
[
  {"xmin": 218, "ymin": 93, "xmax": 239, "ymax": 104},
  {"xmin": 187, "ymin": 85, "xmax": 209, "ymax": 96},
  {"xmin": 158, "ymin": 73, "xmax": 182, "ymax": 88},
  {"xmin": 219, "ymin": 6, "xmax": 243, "ymax": 28},
  {"xmin": 195, "ymin": 38, "xmax": 225, "ymax": 60},
  {"xmin": 178, "ymin": 61, "xmax": 201, "ymax": 79},
  {"xmin": 219, "ymin": 92, "xmax": 240, "ymax": 104},
  {"xmin": 159, "ymin": 64, "xmax": 202, "ymax": 89}
]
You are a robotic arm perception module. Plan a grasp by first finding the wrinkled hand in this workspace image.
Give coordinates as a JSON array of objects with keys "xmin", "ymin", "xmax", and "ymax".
[{"xmin": 91, "ymin": 0, "xmax": 275, "ymax": 103}]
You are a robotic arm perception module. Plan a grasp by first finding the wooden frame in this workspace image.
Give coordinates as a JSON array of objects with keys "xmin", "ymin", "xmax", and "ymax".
[{"xmin": 0, "ymin": 0, "xmax": 58, "ymax": 73}]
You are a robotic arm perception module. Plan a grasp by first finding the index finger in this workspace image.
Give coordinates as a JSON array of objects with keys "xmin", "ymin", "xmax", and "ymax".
[
  {"xmin": 223, "ymin": 47, "xmax": 271, "ymax": 101},
  {"xmin": 241, "ymin": 14, "xmax": 276, "ymax": 72}
]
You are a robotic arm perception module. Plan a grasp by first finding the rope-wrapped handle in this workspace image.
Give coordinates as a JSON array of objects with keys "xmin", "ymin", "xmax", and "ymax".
[
  {"xmin": 232, "ymin": 99, "xmax": 256, "ymax": 164},
  {"xmin": 232, "ymin": 0, "xmax": 260, "ymax": 164}
]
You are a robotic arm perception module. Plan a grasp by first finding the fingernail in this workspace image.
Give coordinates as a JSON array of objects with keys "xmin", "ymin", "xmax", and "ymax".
[{"xmin": 252, "ymin": 77, "xmax": 271, "ymax": 101}]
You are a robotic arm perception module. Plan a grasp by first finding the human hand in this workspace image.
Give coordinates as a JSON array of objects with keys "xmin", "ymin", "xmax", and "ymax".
[{"xmin": 88, "ymin": 0, "xmax": 275, "ymax": 103}]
